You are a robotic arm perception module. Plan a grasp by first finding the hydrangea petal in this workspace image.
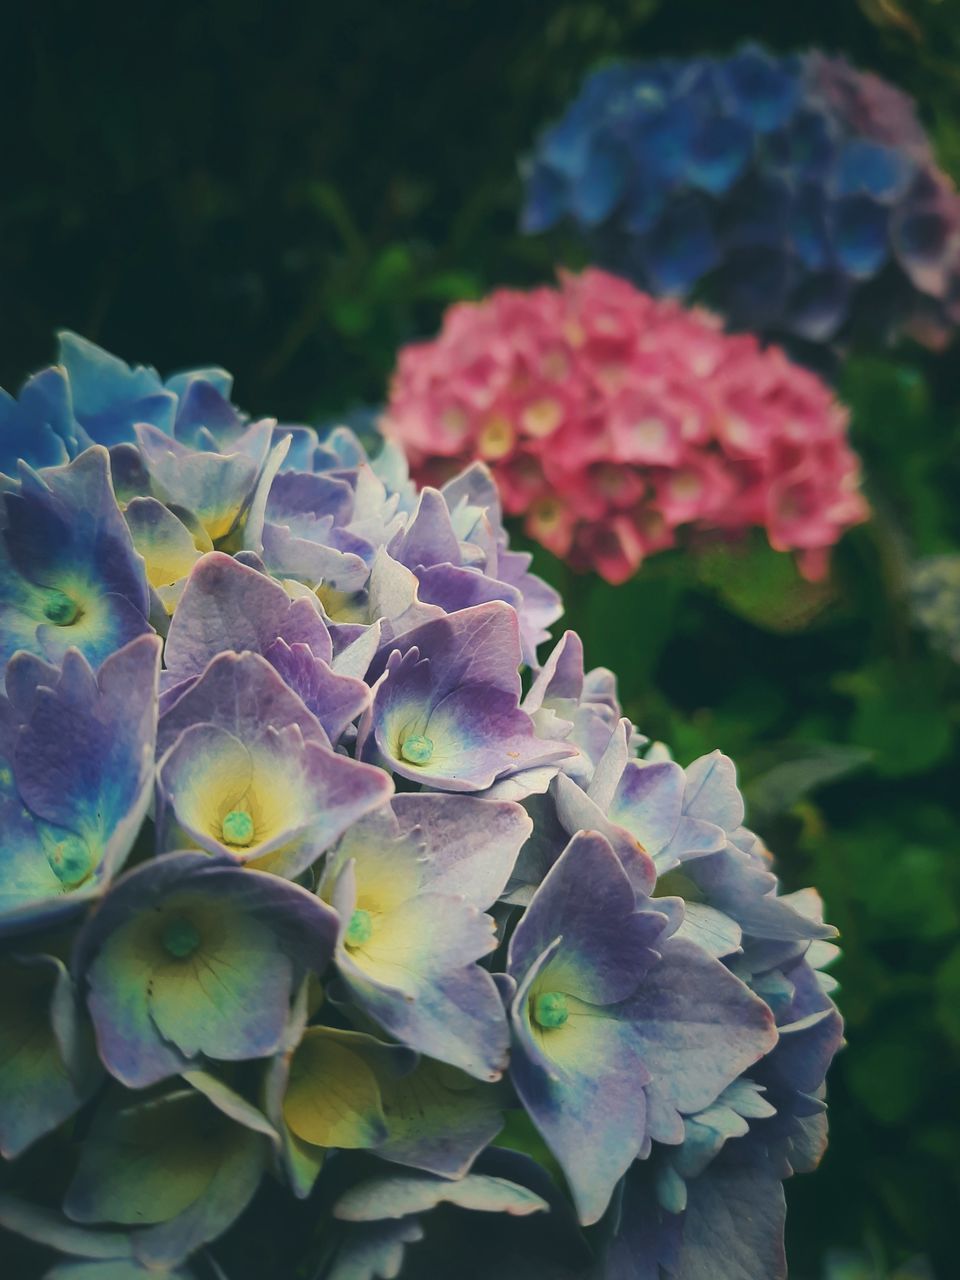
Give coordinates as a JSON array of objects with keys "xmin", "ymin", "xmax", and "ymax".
[
  {"xmin": 325, "ymin": 1219, "xmax": 424, "ymax": 1280},
  {"xmin": 0, "ymin": 635, "xmax": 160, "ymax": 937},
  {"xmin": 162, "ymin": 551, "xmax": 333, "ymax": 688},
  {"xmin": 57, "ymin": 332, "xmax": 175, "ymax": 446},
  {"xmin": 377, "ymin": 1059, "xmax": 504, "ymax": 1178},
  {"xmin": 0, "ymin": 448, "xmax": 151, "ymax": 667},
  {"xmin": 76, "ymin": 853, "xmax": 339, "ymax": 1087},
  {"xmin": 618, "ymin": 937, "xmax": 777, "ymax": 1140},
  {"xmin": 0, "ymin": 954, "xmax": 101, "ymax": 1158},
  {"xmin": 283, "ymin": 1027, "xmax": 390, "ymax": 1150},
  {"xmin": 333, "ymin": 1173, "xmax": 549, "ymax": 1222}
]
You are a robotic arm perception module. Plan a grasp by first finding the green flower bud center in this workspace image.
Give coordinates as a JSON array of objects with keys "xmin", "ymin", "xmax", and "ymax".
[
  {"xmin": 345, "ymin": 908, "xmax": 373, "ymax": 948},
  {"xmin": 46, "ymin": 834, "xmax": 94, "ymax": 889},
  {"xmin": 400, "ymin": 734, "xmax": 433, "ymax": 766},
  {"xmin": 162, "ymin": 916, "xmax": 202, "ymax": 959},
  {"xmin": 221, "ymin": 809, "xmax": 255, "ymax": 846},
  {"xmin": 42, "ymin": 588, "xmax": 80, "ymax": 627},
  {"xmin": 533, "ymin": 991, "xmax": 569, "ymax": 1029}
]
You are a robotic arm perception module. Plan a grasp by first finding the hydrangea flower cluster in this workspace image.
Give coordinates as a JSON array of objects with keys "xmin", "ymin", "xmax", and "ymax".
[
  {"xmin": 521, "ymin": 44, "xmax": 960, "ymax": 351},
  {"xmin": 0, "ymin": 333, "xmax": 842, "ymax": 1280},
  {"xmin": 908, "ymin": 554, "xmax": 960, "ymax": 664},
  {"xmin": 385, "ymin": 268, "xmax": 867, "ymax": 584}
]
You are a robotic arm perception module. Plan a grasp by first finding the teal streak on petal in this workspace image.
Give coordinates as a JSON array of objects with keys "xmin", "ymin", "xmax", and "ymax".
[
  {"xmin": 162, "ymin": 916, "xmax": 202, "ymax": 959},
  {"xmin": 222, "ymin": 809, "xmax": 255, "ymax": 846},
  {"xmin": 346, "ymin": 908, "xmax": 373, "ymax": 948},
  {"xmin": 399, "ymin": 734, "xmax": 434, "ymax": 766},
  {"xmin": 533, "ymin": 990, "xmax": 569, "ymax": 1029}
]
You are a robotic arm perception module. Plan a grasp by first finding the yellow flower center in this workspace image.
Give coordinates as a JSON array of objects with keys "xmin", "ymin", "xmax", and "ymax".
[{"xmin": 221, "ymin": 809, "xmax": 255, "ymax": 846}]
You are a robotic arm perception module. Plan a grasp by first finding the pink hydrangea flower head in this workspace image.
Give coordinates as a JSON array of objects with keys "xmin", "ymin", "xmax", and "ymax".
[{"xmin": 385, "ymin": 269, "xmax": 869, "ymax": 585}]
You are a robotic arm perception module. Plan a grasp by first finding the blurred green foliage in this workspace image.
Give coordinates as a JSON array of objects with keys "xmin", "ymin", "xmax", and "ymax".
[{"xmin": 3, "ymin": 1, "xmax": 960, "ymax": 1276}]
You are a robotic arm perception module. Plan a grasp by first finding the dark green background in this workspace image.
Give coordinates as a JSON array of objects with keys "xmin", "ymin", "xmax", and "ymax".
[{"xmin": 3, "ymin": 2, "xmax": 960, "ymax": 1276}]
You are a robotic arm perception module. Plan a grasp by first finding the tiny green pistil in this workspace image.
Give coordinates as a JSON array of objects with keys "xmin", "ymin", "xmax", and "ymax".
[
  {"xmin": 345, "ymin": 908, "xmax": 373, "ymax": 948},
  {"xmin": 533, "ymin": 991, "xmax": 569, "ymax": 1030},
  {"xmin": 400, "ymin": 734, "xmax": 433, "ymax": 766},
  {"xmin": 221, "ymin": 809, "xmax": 254, "ymax": 846},
  {"xmin": 42, "ymin": 588, "xmax": 80, "ymax": 627},
  {"xmin": 162, "ymin": 916, "xmax": 201, "ymax": 959},
  {"xmin": 46, "ymin": 834, "xmax": 94, "ymax": 889}
]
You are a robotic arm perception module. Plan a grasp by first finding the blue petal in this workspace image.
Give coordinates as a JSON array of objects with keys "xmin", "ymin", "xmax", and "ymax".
[
  {"xmin": 571, "ymin": 138, "xmax": 627, "ymax": 227},
  {"xmin": 764, "ymin": 108, "xmax": 836, "ymax": 180},
  {"xmin": 641, "ymin": 196, "xmax": 719, "ymax": 295},
  {"xmin": 784, "ymin": 273, "xmax": 851, "ymax": 343},
  {"xmin": 686, "ymin": 116, "xmax": 753, "ymax": 195},
  {"xmin": 57, "ymin": 332, "xmax": 176, "ymax": 447},
  {"xmin": 0, "ymin": 368, "xmax": 74, "ymax": 475},
  {"xmin": 788, "ymin": 185, "xmax": 832, "ymax": 270},
  {"xmin": 520, "ymin": 162, "xmax": 567, "ymax": 233},
  {"xmin": 832, "ymin": 194, "xmax": 890, "ymax": 278},
  {"xmin": 721, "ymin": 174, "xmax": 790, "ymax": 250},
  {"xmin": 835, "ymin": 139, "xmax": 913, "ymax": 203},
  {"xmin": 717, "ymin": 44, "xmax": 802, "ymax": 134},
  {"xmin": 630, "ymin": 101, "xmax": 698, "ymax": 183}
]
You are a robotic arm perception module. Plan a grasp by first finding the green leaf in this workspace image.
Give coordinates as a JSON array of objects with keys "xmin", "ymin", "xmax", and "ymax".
[
  {"xmin": 864, "ymin": 845, "xmax": 960, "ymax": 941},
  {"xmin": 419, "ymin": 270, "xmax": 484, "ymax": 302},
  {"xmin": 837, "ymin": 662, "xmax": 954, "ymax": 776},
  {"xmin": 843, "ymin": 1030, "xmax": 929, "ymax": 1125},
  {"xmin": 370, "ymin": 244, "xmax": 414, "ymax": 295},
  {"xmin": 742, "ymin": 742, "xmax": 872, "ymax": 826},
  {"xmin": 935, "ymin": 946, "xmax": 960, "ymax": 1048},
  {"xmin": 491, "ymin": 1108, "xmax": 565, "ymax": 1188},
  {"xmin": 696, "ymin": 536, "xmax": 837, "ymax": 633},
  {"xmin": 330, "ymin": 299, "xmax": 373, "ymax": 337},
  {"xmin": 574, "ymin": 570, "xmax": 687, "ymax": 702}
]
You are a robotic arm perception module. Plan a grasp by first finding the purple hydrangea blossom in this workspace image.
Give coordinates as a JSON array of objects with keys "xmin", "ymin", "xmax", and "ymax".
[
  {"xmin": 74, "ymin": 852, "xmax": 341, "ymax": 1088},
  {"xmin": 358, "ymin": 601, "xmax": 576, "ymax": 795},
  {"xmin": 321, "ymin": 792, "xmax": 531, "ymax": 1078},
  {"xmin": 0, "ymin": 333, "xmax": 844, "ymax": 1279},
  {"xmin": 157, "ymin": 651, "xmax": 391, "ymax": 878},
  {"xmin": 505, "ymin": 831, "xmax": 776, "ymax": 1224}
]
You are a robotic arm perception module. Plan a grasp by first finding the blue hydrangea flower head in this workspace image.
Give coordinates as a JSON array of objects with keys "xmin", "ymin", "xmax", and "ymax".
[{"xmin": 522, "ymin": 44, "xmax": 960, "ymax": 351}]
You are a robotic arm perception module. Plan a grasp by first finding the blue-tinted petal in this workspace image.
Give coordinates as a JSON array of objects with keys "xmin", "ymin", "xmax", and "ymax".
[
  {"xmin": 520, "ymin": 162, "xmax": 568, "ymax": 234},
  {"xmin": 834, "ymin": 139, "xmax": 913, "ymax": 202},
  {"xmin": 641, "ymin": 196, "xmax": 719, "ymax": 295},
  {"xmin": 571, "ymin": 138, "xmax": 627, "ymax": 226},
  {"xmin": 57, "ymin": 332, "xmax": 175, "ymax": 447},
  {"xmin": 686, "ymin": 116, "xmax": 753, "ymax": 195},
  {"xmin": 788, "ymin": 184, "xmax": 832, "ymax": 270},
  {"xmin": 832, "ymin": 194, "xmax": 890, "ymax": 277},
  {"xmin": 0, "ymin": 367, "xmax": 74, "ymax": 475},
  {"xmin": 717, "ymin": 44, "xmax": 802, "ymax": 134}
]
